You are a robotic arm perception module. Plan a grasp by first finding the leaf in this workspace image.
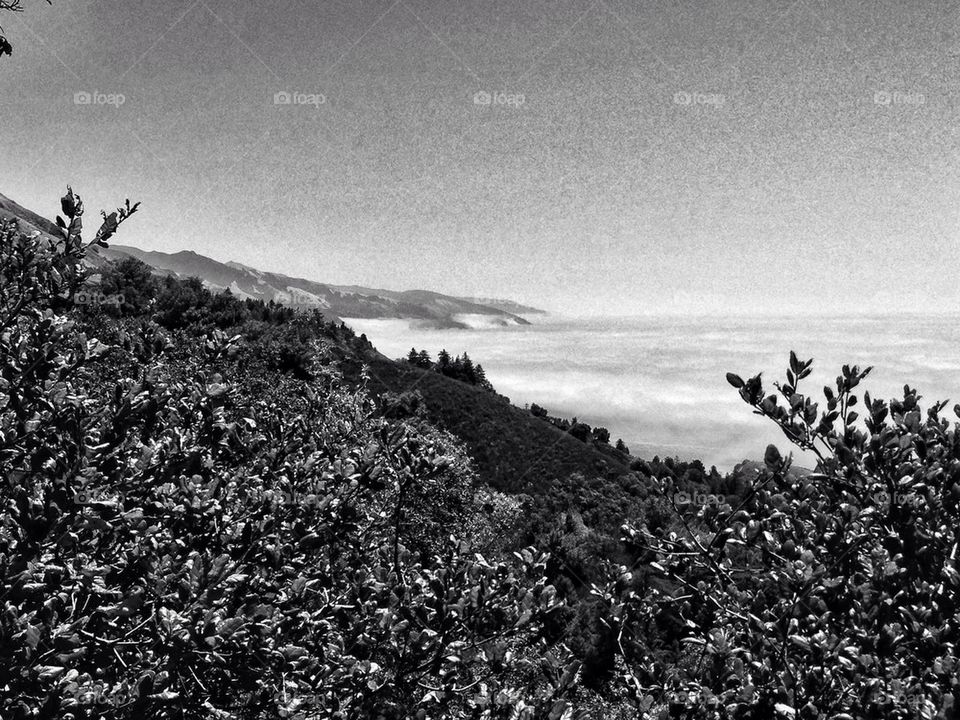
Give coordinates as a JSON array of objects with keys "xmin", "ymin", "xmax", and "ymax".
[
  {"xmin": 159, "ymin": 607, "xmax": 187, "ymax": 633},
  {"xmin": 22, "ymin": 625, "xmax": 42, "ymax": 650},
  {"xmin": 764, "ymin": 444, "xmax": 782, "ymax": 470},
  {"xmin": 280, "ymin": 645, "xmax": 307, "ymax": 660},
  {"xmin": 61, "ymin": 188, "xmax": 77, "ymax": 219},
  {"xmin": 216, "ymin": 617, "xmax": 244, "ymax": 638},
  {"xmin": 790, "ymin": 351, "xmax": 800, "ymax": 374},
  {"xmin": 147, "ymin": 691, "xmax": 180, "ymax": 702},
  {"xmin": 36, "ymin": 665, "xmax": 66, "ymax": 681},
  {"xmin": 726, "ymin": 372, "xmax": 745, "ymax": 389}
]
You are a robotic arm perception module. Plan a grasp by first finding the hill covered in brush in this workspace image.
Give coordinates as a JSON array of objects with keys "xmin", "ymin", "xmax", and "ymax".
[
  {"xmin": 1, "ymin": 191, "xmax": 542, "ymax": 328},
  {"xmin": 3, "ymin": 188, "xmax": 958, "ymax": 719},
  {"xmin": 99, "ymin": 243, "xmax": 536, "ymax": 328}
]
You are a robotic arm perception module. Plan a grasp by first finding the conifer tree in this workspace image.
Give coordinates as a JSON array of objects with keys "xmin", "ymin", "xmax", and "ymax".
[
  {"xmin": 475, "ymin": 363, "xmax": 489, "ymax": 389},
  {"xmin": 461, "ymin": 352, "xmax": 476, "ymax": 383}
]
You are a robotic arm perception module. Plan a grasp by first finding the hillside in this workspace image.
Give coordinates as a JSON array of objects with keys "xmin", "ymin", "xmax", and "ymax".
[
  {"xmin": 337, "ymin": 348, "xmax": 632, "ymax": 493},
  {"xmin": 0, "ymin": 191, "xmax": 537, "ymax": 327},
  {"xmin": 0, "ymin": 192, "xmax": 62, "ymax": 238},
  {"xmin": 100, "ymin": 244, "xmax": 532, "ymax": 327},
  {"xmin": 456, "ymin": 296, "xmax": 547, "ymax": 314},
  {"xmin": 0, "ymin": 192, "xmax": 116, "ymax": 270},
  {"xmin": 6, "ymin": 187, "xmax": 957, "ymax": 718},
  {"xmin": 0, "ymin": 188, "xmax": 625, "ymax": 496}
]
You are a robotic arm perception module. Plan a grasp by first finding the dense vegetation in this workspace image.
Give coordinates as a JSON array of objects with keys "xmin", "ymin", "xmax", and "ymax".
[
  {"xmin": 528, "ymin": 403, "xmax": 625, "ymax": 452},
  {"xmin": 0, "ymin": 191, "xmax": 590, "ymax": 718},
  {"xmin": 2, "ymin": 189, "xmax": 958, "ymax": 719},
  {"xmin": 405, "ymin": 348, "xmax": 494, "ymax": 392},
  {"xmin": 401, "ymin": 350, "xmax": 627, "ymax": 453}
]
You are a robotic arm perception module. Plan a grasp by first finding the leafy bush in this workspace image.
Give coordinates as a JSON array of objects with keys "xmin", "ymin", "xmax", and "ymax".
[
  {"xmin": 0, "ymin": 190, "xmax": 587, "ymax": 719},
  {"xmin": 93, "ymin": 257, "xmax": 159, "ymax": 315},
  {"xmin": 609, "ymin": 354, "xmax": 960, "ymax": 718}
]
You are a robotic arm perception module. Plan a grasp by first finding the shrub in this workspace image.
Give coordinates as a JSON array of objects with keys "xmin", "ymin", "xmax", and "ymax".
[
  {"xmin": 609, "ymin": 354, "xmax": 960, "ymax": 718},
  {"xmin": 0, "ymin": 190, "xmax": 583, "ymax": 719},
  {"xmin": 96, "ymin": 256, "xmax": 159, "ymax": 315}
]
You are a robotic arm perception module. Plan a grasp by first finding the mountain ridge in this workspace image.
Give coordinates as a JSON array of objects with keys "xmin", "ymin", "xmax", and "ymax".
[
  {"xmin": 0, "ymin": 191, "xmax": 543, "ymax": 327},
  {"xmin": 102, "ymin": 243, "xmax": 540, "ymax": 327}
]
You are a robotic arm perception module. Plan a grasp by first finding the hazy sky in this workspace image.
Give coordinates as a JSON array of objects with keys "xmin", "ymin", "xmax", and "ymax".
[{"xmin": 1, "ymin": 0, "xmax": 958, "ymax": 315}]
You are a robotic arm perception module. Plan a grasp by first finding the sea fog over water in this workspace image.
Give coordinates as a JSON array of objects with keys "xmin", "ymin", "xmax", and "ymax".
[{"xmin": 345, "ymin": 314, "xmax": 960, "ymax": 472}]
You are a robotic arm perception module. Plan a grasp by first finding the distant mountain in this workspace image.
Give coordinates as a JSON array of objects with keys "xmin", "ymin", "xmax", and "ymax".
[
  {"xmin": 102, "ymin": 245, "xmax": 531, "ymax": 327},
  {"xmin": 0, "ymin": 191, "xmax": 535, "ymax": 328},
  {"xmin": 0, "ymin": 192, "xmax": 61, "ymax": 239},
  {"xmin": 455, "ymin": 297, "xmax": 546, "ymax": 315}
]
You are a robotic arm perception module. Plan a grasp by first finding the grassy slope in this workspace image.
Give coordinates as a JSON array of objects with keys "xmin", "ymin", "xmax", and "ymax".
[{"xmin": 352, "ymin": 352, "xmax": 632, "ymax": 494}]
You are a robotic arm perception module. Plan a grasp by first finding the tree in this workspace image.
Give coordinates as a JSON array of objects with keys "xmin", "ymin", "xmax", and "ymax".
[
  {"xmin": 461, "ymin": 352, "xmax": 476, "ymax": 383},
  {"xmin": 416, "ymin": 349, "xmax": 431, "ymax": 368},
  {"xmin": 530, "ymin": 403, "xmax": 548, "ymax": 418},
  {"xmin": 97, "ymin": 256, "xmax": 158, "ymax": 314},
  {"xmin": 437, "ymin": 348, "xmax": 451, "ymax": 369},
  {"xmin": 450, "ymin": 353, "xmax": 464, "ymax": 379},
  {"xmin": 569, "ymin": 422, "xmax": 591, "ymax": 442},
  {"xmin": 591, "ymin": 426, "xmax": 610, "ymax": 444},
  {"xmin": 407, "ymin": 347, "xmax": 419, "ymax": 364},
  {"xmin": 474, "ymin": 362, "xmax": 491, "ymax": 389},
  {"xmin": 615, "ymin": 438, "xmax": 629, "ymax": 454}
]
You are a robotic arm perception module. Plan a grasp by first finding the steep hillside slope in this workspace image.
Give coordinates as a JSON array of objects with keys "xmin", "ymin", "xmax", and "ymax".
[
  {"xmin": 0, "ymin": 191, "xmax": 539, "ymax": 326},
  {"xmin": 0, "ymin": 192, "xmax": 61, "ymax": 239},
  {"xmin": 0, "ymin": 191, "xmax": 113, "ymax": 268},
  {"xmin": 456, "ymin": 296, "xmax": 547, "ymax": 315},
  {"xmin": 328, "ymin": 341, "xmax": 632, "ymax": 493},
  {"xmin": 102, "ymin": 245, "xmax": 531, "ymax": 327},
  {"xmin": 2, "ymin": 189, "xmax": 615, "ymax": 491}
]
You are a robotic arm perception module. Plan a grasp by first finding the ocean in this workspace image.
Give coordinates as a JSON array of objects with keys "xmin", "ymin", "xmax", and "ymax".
[{"xmin": 344, "ymin": 313, "xmax": 960, "ymax": 472}]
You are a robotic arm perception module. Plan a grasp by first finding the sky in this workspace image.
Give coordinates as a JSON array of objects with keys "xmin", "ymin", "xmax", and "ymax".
[{"xmin": 1, "ymin": 0, "xmax": 958, "ymax": 315}]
